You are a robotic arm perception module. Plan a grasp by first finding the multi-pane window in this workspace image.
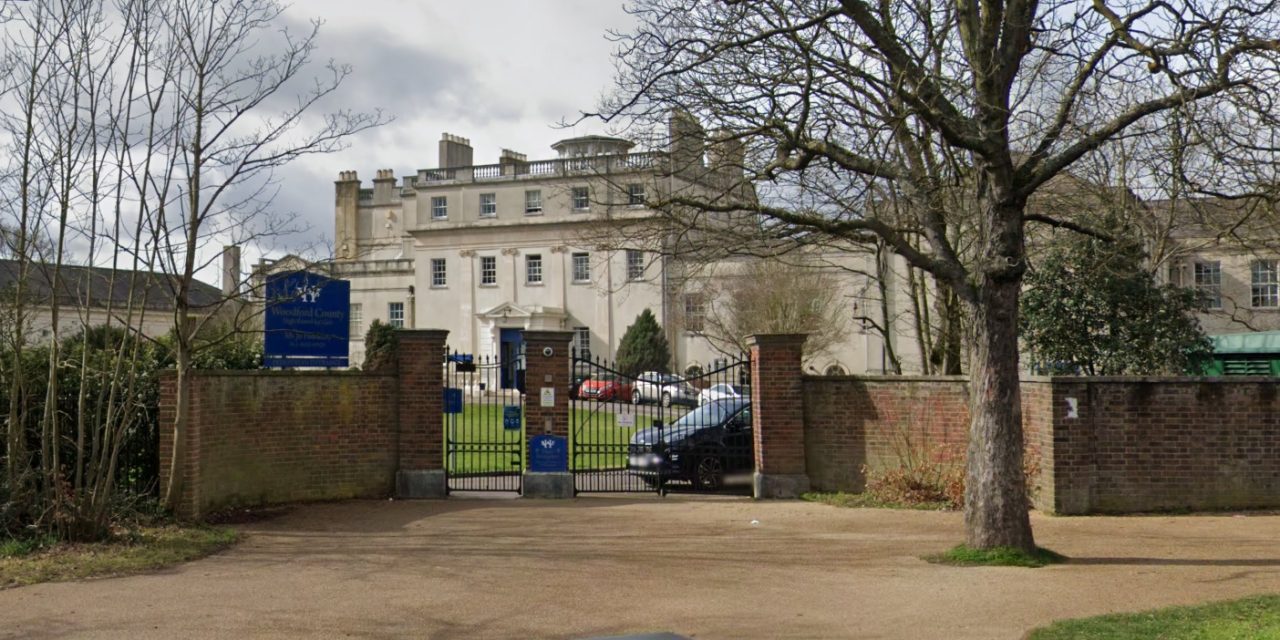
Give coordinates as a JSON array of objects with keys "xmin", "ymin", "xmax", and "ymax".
[
  {"xmin": 627, "ymin": 183, "xmax": 646, "ymax": 206},
  {"xmin": 388, "ymin": 302, "xmax": 405, "ymax": 329},
  {"xmin": 572, "ymin": 187, "xmax": 590, "ymax": 210},
  {"xmin": 1194, "ymin": 261, "xmax": 1222, "ymax": 309},
  {"xmin": 431, "ymin": 258, "xmax": 447, "ymax": 287},
  {"xmin": 526, "ymin": 254, "xmax": 543, "ymax": 284},
  {"xmin": 431, "ymin": 196, "xmax": 447, "ymax": 219},
  {"xmin": 574, "ymin": 326, "xmax": 591, "ymax": 358},
  {"xmin": 349, "ymin": 304, "xmax": 362, "ymax": 340},
  {"xmin": 684, "ymin": 294, "xmax": 706, "ymax": 333},
  {"xmin": 525, "ymin": 190, "xmax": 542, "ymax": 214},
  {"xmin": 572, "ymin": 252, "xmax": 590, "ymax": 283},
  {"xmin": 627, "ymin": 250, "xmax": 644, "ymax": 281},
  {"xmin": 480, "ymin": 193, "xmax": 496, "ymax": 217},
  {"xmin": 480, "ymin": 256, "xmax": 497, "ymax": 285},
  {"xmin": 1252, "ymin": 260, "xmax": 1279, "ymax": 308}
]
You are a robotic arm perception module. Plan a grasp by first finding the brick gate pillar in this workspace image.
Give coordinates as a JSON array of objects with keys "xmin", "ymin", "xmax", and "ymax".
[
  {"xmin": 521, "ymin": 330, "xmax": 575, "ymax": 498},
  {"xmin": 748, "ymin": 334, "xmax": 811, "ymax": 499},
  {"xmin": 395, "ymin": 329, "xmax": 450, "ymax": 498}
]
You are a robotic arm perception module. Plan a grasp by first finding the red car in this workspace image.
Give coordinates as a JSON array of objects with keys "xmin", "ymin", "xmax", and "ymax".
[{"xmin": 577, "ymin": 375, "xmax": 634, "ymax": 403}]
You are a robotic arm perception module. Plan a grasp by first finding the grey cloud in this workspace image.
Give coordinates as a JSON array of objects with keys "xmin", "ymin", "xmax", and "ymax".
[{"xmin": 279, "ymin": 13, "xmax": 527, "ymax": 129}]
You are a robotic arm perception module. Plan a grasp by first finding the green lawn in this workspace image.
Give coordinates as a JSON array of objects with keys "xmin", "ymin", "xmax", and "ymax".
[
  {"xmin": 1029, "ymin": 594, "xmax": 1280, "ymax": 639},
  {"xmin": 444, "ymin": 402, "xmax": 692, "ymax": 473},
  {"xmin": 1, "ymin": 526, "xmax": 238, "ymax": 590},
  {"xmin": 443, "ymin": 404, "xmax": 524, "ymax": 475}
]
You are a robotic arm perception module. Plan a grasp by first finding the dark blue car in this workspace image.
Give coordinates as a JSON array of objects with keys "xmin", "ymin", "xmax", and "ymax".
[{"xmin": 626, "ymin": 398, "xmax": 753, "ymax": 489}]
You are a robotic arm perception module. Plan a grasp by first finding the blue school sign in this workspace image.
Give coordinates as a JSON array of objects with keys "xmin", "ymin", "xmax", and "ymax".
[
  {"xmin": 529, "ymin": 435, "xmax": 568, "ymax": 473},
  {"xmin": 264, "ymin": 271, "xmax": 350, "ymax": 368}
]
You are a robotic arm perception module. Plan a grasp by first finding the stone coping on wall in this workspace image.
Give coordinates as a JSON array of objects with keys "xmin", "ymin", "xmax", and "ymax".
[
  {"xmin": 802, "ymin": 374, "xmax": 969, "ymax": 383},
  {"xmin": 1035, "ymin": 375, "xmax": 1280, "ymax": 383},
  {"xmin": 804, "ymin": 374, "xmax": 1280, "ymax": 384},
  {"xmin": 159, "ymin": 369, "xmax": 397, "ymax": 378}
]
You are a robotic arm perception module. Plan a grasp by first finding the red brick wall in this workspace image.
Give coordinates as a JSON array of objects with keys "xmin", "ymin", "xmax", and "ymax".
[
  {"xmin": 1059, "ymin": 378, "xmax": 1280, "ymax": 513},
  {"xmin": 1020, "ymin": 381, "xmax": 1056, "ymax": 511},
  {"xmin": 396, "ymin": 330, "xmax": 449, "ymax": 471},
  {"xmin": 801, "ymin": 375, "xmax": 973, "ymax": 494},
  {"xmin": 160, "ymin": 370, "xmax": 399, "ymax": 519},
  {"xmin": 801, "ymin": 375, "xmax": 1280, "ymax": 514},
  {"xmin": 750, "ymin": 335, "xmax": 808, "ymax": 476},
  {"xmin": 522, "ymin": 331, "xmax": 574, "ymax": 444}
]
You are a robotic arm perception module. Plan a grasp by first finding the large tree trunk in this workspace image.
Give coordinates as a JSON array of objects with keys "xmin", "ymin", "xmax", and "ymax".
[{"xmin": 964, "ymin": 276, "xmax": 1035, "ymax": 553}]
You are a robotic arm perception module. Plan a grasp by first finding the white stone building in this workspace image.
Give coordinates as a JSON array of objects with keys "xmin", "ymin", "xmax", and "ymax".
[{"xmin": 330, "ymin": 130, "xmax": 919, "ymax": 380}]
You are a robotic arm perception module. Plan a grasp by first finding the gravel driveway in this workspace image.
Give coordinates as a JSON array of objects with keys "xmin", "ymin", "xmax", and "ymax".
[{"xmin": 2, "ymin": 497, "xmax": 1278, "ymax": 640}]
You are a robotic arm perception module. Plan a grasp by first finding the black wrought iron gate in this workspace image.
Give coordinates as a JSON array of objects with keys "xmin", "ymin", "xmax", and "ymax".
[
  {"xmin": 444, "ymin": 349, "xmax": 524, "ymax": 493},
  {"xmin": 569, "ymin": 351, "xmax": 752, "ymax": 495}
]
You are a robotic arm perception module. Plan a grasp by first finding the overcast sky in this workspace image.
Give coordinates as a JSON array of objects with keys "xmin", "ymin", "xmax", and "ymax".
[{"xmin": 268, "ymin": 0, "xmax": 636, "ymax": 258}]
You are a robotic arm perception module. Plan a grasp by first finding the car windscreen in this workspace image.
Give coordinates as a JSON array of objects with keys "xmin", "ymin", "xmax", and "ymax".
[{"xmin": 672, "ymin": 399, "xmax": 746, "ymax": 427}]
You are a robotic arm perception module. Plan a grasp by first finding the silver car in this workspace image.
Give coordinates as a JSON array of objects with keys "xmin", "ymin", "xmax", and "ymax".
[
  {"xmin": 698, "ymin": 383, "xmax": 744, "ymax": 405},
  {"xmin": 632, "ymin": 372, "xmax": 698, "ymax": 407}
]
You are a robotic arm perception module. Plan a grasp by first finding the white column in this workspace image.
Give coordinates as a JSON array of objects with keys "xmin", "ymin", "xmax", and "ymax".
[{"xmin": 458, "ymin": 250, "xmax": 476, "ymax": 352}]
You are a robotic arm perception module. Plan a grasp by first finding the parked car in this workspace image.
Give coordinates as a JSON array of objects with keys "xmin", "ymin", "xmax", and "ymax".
[
  {"xmin": 569, "ymin": 363, "xmax": 594, "ymax": 400},
  {"xmin": 627, "ymin": 398, "xmax": 753, "ymax": 489},
  {"xmin": 698, "ymin": 383, "xmax": 745, "ymax": 405},
  {"xmin": 577, "ymin": 375, "xmax": 634, "ymax": 403},
  {"xmin": 632, "ymin": 372, "xmax": 698, "ymax": 407}
]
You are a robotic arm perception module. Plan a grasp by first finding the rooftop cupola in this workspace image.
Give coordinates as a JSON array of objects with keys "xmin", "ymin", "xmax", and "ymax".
[{"xmin": 550, "ymin": 135, "xmax": 635, "ymax": 157}]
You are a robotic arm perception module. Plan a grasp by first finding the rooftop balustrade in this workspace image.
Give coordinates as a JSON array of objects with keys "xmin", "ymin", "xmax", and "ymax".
[{"xmin": 411, "ymin": 151, "xmax": 666, "ymax": 187}]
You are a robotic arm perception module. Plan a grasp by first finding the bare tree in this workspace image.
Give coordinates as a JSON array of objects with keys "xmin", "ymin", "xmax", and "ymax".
[
  {"xmin": 0, "ymin": 0, "xmax": 382, "ymax": 534},
  {"xmin": 697, "ymin": 259, "xmax": 850, "ymax": 359},
  {"xmin": 153, "ymin": 0, "xmax": 385, "ymax": 511},
  {"xmin": 591, "ymin": 0, "xmax": 1280, "ymax": 552}
]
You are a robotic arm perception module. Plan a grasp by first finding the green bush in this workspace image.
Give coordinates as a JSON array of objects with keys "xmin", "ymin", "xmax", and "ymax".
[
  {"xmin": 2, "ymin": 323, "xmax": 263, "ymax": 542},
  {"xmin": 362, "ymin": 319, "xmax": 398, "ymax": 371}
]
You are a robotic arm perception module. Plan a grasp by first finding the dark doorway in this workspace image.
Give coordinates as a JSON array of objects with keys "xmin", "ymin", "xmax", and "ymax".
[{"xmin": 500, "ymin": 328, "xmax": 525, "ymax": 390}]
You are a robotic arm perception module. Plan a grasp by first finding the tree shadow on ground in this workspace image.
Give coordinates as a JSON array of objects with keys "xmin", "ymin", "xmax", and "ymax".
[{"xmin": 1066, "ymin": 557, "xmax": 1280, "ymax": 567}]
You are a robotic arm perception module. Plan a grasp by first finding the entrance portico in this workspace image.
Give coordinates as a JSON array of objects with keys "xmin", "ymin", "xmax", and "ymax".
[{"xmin": 477, "ymin": 302, "xmax": 567, "ymax": 389}]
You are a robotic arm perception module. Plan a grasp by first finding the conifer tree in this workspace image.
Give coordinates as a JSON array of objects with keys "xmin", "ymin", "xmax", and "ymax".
[{"xmin": 616, "ymin": 309, "xmax": 671, "ymax": 377}]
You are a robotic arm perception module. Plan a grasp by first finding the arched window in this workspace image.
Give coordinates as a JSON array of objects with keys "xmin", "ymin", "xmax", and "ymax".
[
  {"xmin": 824, "ymin": 364, "xmax": 846, "ymax": 376},
  {"xmin": 684, "ymin": 363, "xmax": 704, "ymax": 379}
]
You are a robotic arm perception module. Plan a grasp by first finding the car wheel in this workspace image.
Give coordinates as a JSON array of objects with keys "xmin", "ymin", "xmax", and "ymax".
[
  {"xmin": 661, "ymin": 392, "xmax": 672, "ymax": 408},
  {"xmin": 692, "ymin": 455, "xmax": 725, "ymax": 490},
  {"xmin": 632, "ymin": 391, "xmax": 643, "ymax": 405}
]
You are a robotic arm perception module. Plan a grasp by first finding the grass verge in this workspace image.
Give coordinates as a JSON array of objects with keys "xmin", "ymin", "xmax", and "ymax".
[
  {"xmin": 1028, "ymin": 594, "xmax": 1280, "ymax": 639},
  {"xmin": 0, "ymin": 525, "xmax": 239, "ymax": 590},
  {"xmin": 924, "ymin": 544, "xmax": 1066, "ymax": 568},
  {"xmin": 801, "ymin": 491, "xmax": 953, "ymax": 511}
]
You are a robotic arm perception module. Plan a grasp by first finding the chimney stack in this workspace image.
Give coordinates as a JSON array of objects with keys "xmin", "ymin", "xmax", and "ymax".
[
  {"xmin": 669, "ymin": 110, "xmax": 707, "ymax": 175},
  {"xmin": 439, "ymin": 133, "xmax": 473, "ymax": 169},
  {"xmin": 335, "ymin": 171, "xmax": 360, "ymax": 261},
  {"xmin": 372, "ymin": 168, "xmax": 397, "ymax": 203},
  {"xmin": 222, "ymin": 245, "xmax": 241, "ymax": 298},
  {"xmin": 708, "ymin": 130, "xmax": 745, "ymax": 185}
]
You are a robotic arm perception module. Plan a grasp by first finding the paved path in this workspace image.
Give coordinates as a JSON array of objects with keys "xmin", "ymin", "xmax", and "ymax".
[{"xmin": 2, "ymin": 498, "xmax": 1279, "ymax": 639}]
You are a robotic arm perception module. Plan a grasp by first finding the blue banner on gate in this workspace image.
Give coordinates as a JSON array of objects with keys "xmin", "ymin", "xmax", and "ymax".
[
  {"xmin": 444, "ymin": 388, "xmax": 463, "ymax": 415},
  {"xmin": 529, "ymin": 435, "xmax": 568, "ymax": 473},
  {"xmin": 264, "ymin": 271, "xmax": 350, "ymax": 368},
  {"xmin": 503, "ymin": 406, "xmax": 522, "ymax": 430}
]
